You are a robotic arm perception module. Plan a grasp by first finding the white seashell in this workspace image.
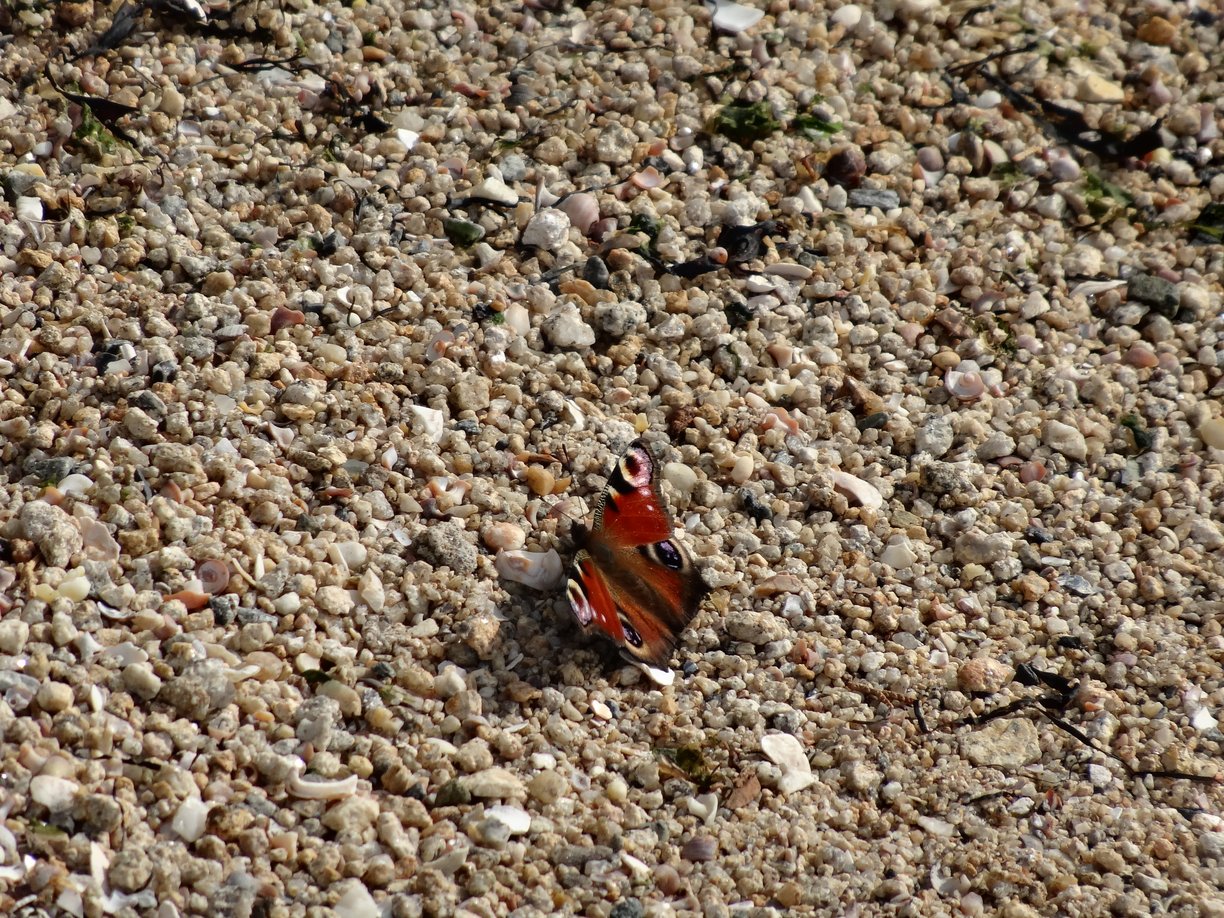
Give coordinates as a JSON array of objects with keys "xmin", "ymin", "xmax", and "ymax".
[
  {"xmin": 760, "ymin": 733, "xmax": 815, "ymax": 795},
  {"xmin": 101, "ymin": 642, "xmax": 148, "ymax": 666},
  {"xmin": 558, "ymin": 193, "xmax": 599, "ymax": 234},
  {"xmin": 30, "ymin": 775, "xmax": 80, "ymax": 812},
  {"xmin": 563, "ymin": 399, "xmax": 585, "ymax": 431},
  {"xmin": 635, "ymin": 659, "xmax": 675, "ymax": 686},
  {"xmin": 469, "ymin": 169, "xmax": 519, "ymax": 206},
  {"xmin": 287, "ymin": 766, "xmax": 359, "ymax": 800},
  {"xmin": 762, "ymin": 263, "xmax": 812, "ymax": 280},
  {"xmin": 1070, "ymin": 278, "xmax": 1126, "ymax": 298},
  {"xmin": 620, "ymin": 850, "xmax": 652, "ymax": 879},
  {"xmin": 687, "ymin": 792, "xmax": 719, "ymax": 824},
  {"xmin": 171, "ymin": 797, "xmax": 211, "ymax": 842},
  {"xmin": 766, "ymin": 342, "xmax": 794, "ymax": 368},
  {"xmin": 425, "ymin": 844, "xmax": 469, "ymax": 876},
  {"xmin": 945, "ymin": 359, "xmax": 986, "ymax": 400},
  {"xmin": 495, "ymin": 549, "xmax": 564, "ymax": 591},
  {"xmin": 710, "ymin": 0, "xmax": 765, "ymax": 33},
  {"xmin": 269, "ymin": 425, "xmax": 295, "ymax": 448},
  {"xmin": 410, "ymin": 405, "xmax": 446, "ymax": 443},
  {"xmin": 484, "ymin": 805, "xmax": 531, "ymax": 834},
  {"xmin": 829, "ymin": 469, "xmax": 883, "ymax": 509},
  {"xmin": 629, "ymin": 166, "xmax": 664, "ymax": 190}
]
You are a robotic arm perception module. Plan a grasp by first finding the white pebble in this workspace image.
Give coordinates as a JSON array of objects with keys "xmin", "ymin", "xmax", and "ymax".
[
  {"xmin": 57, "ymin": 474, "xmax": 93, "ymax": 497},
  {"xmin": 30, "ymin": 775, "xmax": 79, "ymax": 812},
  {"xmin": 333, "ymin": 881, "xmax": 380, "ymax": 918},
  {"xmin": 484, "ymin": 805, "xmax": 531, "ymax": 834},
  {"xmin": 329, "ymin": 541, "xmax": 367, "ymax": 570},
  {"xmin": 171, "ymin": 797, "xmax": 211, "ymax": 842},
  {"xmin": 357, "ymin": 570, "xmax": 385, "ymax": 612},
  {"xmin": 663, "ymin": 462, "xmax": 697, "ymax": 495},
  {"xmin": 730, "ymin": 454, "xmax": 755, "ymax": 484},
  {"xmin": 831, "ymin": 4, "xmax": 863, "ymax": 28},
  {"xmin": 830, "ymin": 470, "xmax": 883, "ymax": 509},
  {"xmin": 410, "ymin": 405, "xmax": 445, "ymax": 443},
  {"xmin": 521, "ymin": 209, "xmax": 572, "ymax": 251},
  {"xmin": 317, "ymin": 342, "xmax": 347, "ymax": 364}
]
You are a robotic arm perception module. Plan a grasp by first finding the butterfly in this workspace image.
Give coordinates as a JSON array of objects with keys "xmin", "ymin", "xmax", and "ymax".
[{"xmin": 566, "ymin": 438, "xmax": 708, "ymax": 667}]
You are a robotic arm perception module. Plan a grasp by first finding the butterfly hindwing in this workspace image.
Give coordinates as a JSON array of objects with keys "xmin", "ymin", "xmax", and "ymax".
[{"xmin": 567, "ymin": 439, "xmax": 708, "ymax": 667}]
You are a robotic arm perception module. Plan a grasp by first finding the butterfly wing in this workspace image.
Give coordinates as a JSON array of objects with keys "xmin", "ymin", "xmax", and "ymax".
[{"xmin": 566, "ymin": 439, "xmax": 708, "ymax": 666}]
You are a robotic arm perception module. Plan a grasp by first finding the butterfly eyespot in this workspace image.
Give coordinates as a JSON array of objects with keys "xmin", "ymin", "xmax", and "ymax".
[
  {"xmin": 620, "ymin": 618, "xmax": 644, "ymax": 648},
  {"xmin": 652, "ymin": 540, "xmax": 684, "ymax": 571}
]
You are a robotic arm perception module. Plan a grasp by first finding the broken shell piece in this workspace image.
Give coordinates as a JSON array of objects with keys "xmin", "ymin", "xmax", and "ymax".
[
  {"xmin": 629, "ymin": 166, "xmax": 664, "ymax": 190},
  {"xmin": 495, "ymin": 549, "xmax": 564, "ymax": 591},
  {"xmin": 762, "ymin": 263, "xmax": 812, "ymax": 281},
  {"xmin": 81, "ymin": 519, "xmax": 121, "ymax": 562},
  {"xmin": 558, "ymin": 193, "xmax": 599, "ymax": 234},
  {"xmin": 287, "ymin": 766, "xmax": 359, "ymax": 800},
  {"xmin": 829, "ymin": 470, "xmax": 883, "ymax": 509},
  {"xmin": 633, "ymin": 659, "xmax": 675, "ymax": 687},
  {"xmin": 710, "ymin": 0, "xmax": 765, "ymax": 33},
  {"xmin": 760, "ymin": 733, "xmax": 815, "ymax": 795},
  {"xmin": 468, "ymin": 169, "xmax": 519, "ymax": 206},
  {"xmin": 687, "ymin": 793, "xmax": 719, "ymax": 825}
]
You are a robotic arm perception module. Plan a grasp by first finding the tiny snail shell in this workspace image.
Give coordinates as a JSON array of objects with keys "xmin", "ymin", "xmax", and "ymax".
[{"xmin": 198, "ymin": 560, "xmax": 231, "ymax": 595}]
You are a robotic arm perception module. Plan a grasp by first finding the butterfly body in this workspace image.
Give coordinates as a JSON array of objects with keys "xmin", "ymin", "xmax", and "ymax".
[{"xmin": 566, "ymin": 439, "xmax": 707, "ymax": 667}]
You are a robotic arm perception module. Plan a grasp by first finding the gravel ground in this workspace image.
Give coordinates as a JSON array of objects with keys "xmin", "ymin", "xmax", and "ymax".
[{"xmin": 2, "ymin": 0, "xmax": 1224, "ymax": 915}]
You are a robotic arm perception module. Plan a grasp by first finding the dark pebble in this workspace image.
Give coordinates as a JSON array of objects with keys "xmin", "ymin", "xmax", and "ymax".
[
  {"xmin": 1127, "ymin": 273, "xmax": 1178, "ymax": 316},
  {"xmin": 848, "ymin": 189, "xmax": 900, "ymax": 210},
  {"xmin": 582, "ymin": 255, "xmax": 610, "ymax": 288},
  {"xmin": 610, "ymin": 899, "xmax": 645, "ymax": 918}
]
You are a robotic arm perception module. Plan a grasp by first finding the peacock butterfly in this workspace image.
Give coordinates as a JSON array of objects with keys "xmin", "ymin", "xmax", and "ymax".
[{"xmin": 566, "ymin": 439, "xmax": 708, "ymax": 667}]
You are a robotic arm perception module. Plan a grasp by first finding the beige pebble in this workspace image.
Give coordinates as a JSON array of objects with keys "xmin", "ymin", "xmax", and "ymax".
[
  {"xmin": 482, "ymin": 522, "xmax": 526, "ymax": 551},
  {"xmin": 525, "ymin": 466, "xmax": 554, "ymax": 497},
  {"xmin": 1199, "ymin": 417, "xmax": 1224, "ymax": 449},
  {"xmin": 37, "ymin": 681, "xmax": 74, "ymax": 713},
  {"xmin": 957, "ymin": 658, "xmax": 1013, "ymax": 694}
]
